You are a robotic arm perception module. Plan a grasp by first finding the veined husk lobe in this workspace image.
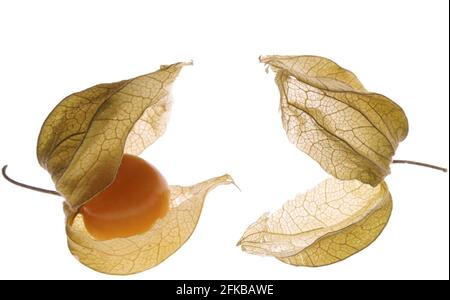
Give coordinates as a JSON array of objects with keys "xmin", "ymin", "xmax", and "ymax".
[
  {"xmin": 37, "ymin": 62, "xmax": 191, "ymax": 211},
  {"xmin": 65, "ymin": 175, "xmax": 234, "ymax": 275},
  {"xmin": 238, "ymin": 177, "xmax": 392, "ymax": 266},
  {"xmin": 261, "ymin": 55, "xmax": 408, "ymax": 186}
]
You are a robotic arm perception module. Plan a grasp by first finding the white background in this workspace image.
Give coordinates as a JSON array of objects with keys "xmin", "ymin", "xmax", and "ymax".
[{"xmin": 0, "ymin": 0, "xmax": 448, "ymax": 280}]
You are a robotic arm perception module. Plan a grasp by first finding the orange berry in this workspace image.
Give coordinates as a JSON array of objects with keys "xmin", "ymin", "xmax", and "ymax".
[{"xmin": 79, "ymin": 154, "xmax": 170, "ymax": 240}]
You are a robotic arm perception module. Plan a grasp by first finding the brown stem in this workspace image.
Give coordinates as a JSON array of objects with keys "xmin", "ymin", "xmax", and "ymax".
[
  {"xmin": 2, "ymin": 165, "xmax": 61, "ymax": 196},
  {"xmin": 392, "ymin": 160, "xmax": 447, "ymax": 173}
]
